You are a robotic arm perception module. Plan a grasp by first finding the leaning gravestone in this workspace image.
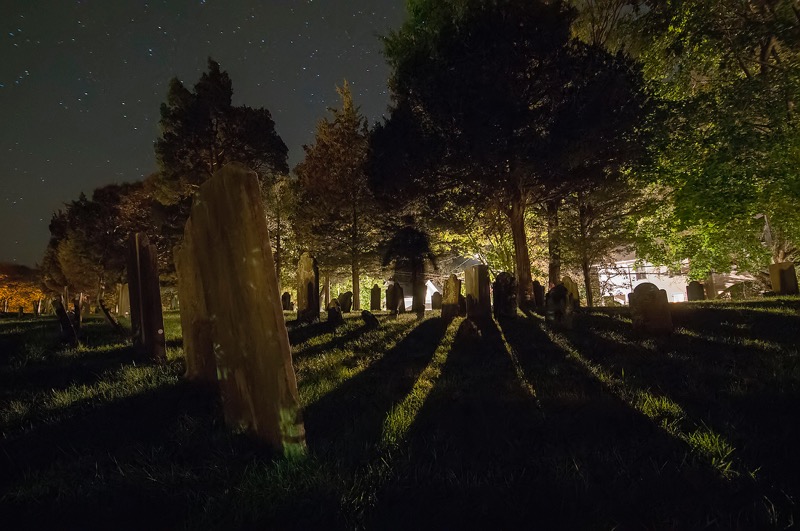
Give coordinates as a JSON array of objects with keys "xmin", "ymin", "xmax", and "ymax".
[
  {"xmin": 629, "ymin": 282, "xmax": 673, "ymax": 335},
  {"xmin": 297, "ymin": 252, "xmax": 320, "ymax": 323},
  {"xmin": 442, "ymin": 274, "xmax": 461, "ymax": 320},
  {"xmin": 370, "ymin": 284, "xmax": 381, "ymax": 311},
  {"xmin": 431, "ymin": 291, "xmax": 443, "ymax": 310},
  {"xmin": 769, "ymin": 262, "xmax": 799, "ymax": 295},
  {"xmin": 174, "ymin": 228, "xmax": 216, "ymax": 385},
  {"xmin": 281, "ymin": 292, "xmax": 292, "ymax": 311},
  {"xmin": 492, "ymin": 272, "xmax": 517, "ymax": 318},
  {"xmin": 545, "ymin": 284, "xmax": 573, "ymax": 329},
  {"xmin": 127, "ymin": 233, "xmax": 166, "ymax": 363},
  {"xmin": 52, "ymin": 298, "xmax": 78, "ymax": 346},
  {"xmin": 361, "ymin": 310, "xmax": 380, "ymax": 329},
  {"xmin": 178, "ymin": 164, "xmax": 305, "ymax": 455},
  {"xmin": 338, "ymin": 291, "xmax": 353, "ymax": 313},
  {"xmin": 327, "ymin": 299, "xmax": 344, "ymax": 327},
  {"xmin": 532, "ymin": 280, "xmax": 545, "ymax": 310},
  {"xmin": 465, "ymin": 264, "xmax": 491, "ymax": 320},
  {"xmin": 686, "ymin": 281, "xmax": 706, "ymax": 301}
]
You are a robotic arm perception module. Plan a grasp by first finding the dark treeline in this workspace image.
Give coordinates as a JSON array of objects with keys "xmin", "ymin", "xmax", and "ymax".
[{"xmin": 36, "ymin": 0, "xmax": 800, "ymax": 310}]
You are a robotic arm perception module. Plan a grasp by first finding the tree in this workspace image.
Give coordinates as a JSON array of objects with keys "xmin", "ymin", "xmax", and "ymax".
[
  {"xmin": 262, "ymin": 174, "xmax": 298, "ymax": 289},
  {"xmin": 376, "ymin": 0, "xmax": 649, "ymax": 302},
  {"xmin": 154, "ymin": 59, "xmax": 289, "ymax": 203},
  {"xmin": 294, "ymin": 82, "xmax": 379, "ymax": 310}
]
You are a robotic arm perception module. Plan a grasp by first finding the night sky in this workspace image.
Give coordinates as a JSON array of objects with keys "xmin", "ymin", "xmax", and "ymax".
[{"xmin": 0, "ymin": 0, "xmax": 406, "ymax": 267}]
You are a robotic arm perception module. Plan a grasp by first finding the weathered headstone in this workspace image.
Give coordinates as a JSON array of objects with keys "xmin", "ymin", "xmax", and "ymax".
[
  {"xmin": 545, "ymin": 284, "xmax": 573, "ymax": 329},
  {"xmin": 465, "ymin": 264, "xmax": 491, "ymax": 320},
  {"xmin": 532, "ymin": 280, "xmax": 545, "ymax": 309},
  {"xmin": 174, "ymin": 229, "xmax": 216, "ymax": 385},
  {"xmin": 431, "ymin": 291, "xmax": 443, "ymax": 310},
  {"xmin": 442, "ymin": 274, "xmax": 461, "ymax": 321},
  {"xmin": 386, "ymin": 282, "xmax": 398, "ymax": 315},
  {"xmin": 297, "ymin": 252, "xmax": 320, "ymax": 323},
  {"xmin": 396, "ymin": 284, "xmax": 406, "ymax": 313},
  {"xmin": 492, "ymin": 272, "xmax": 517, "ymax": 318},
  {"xmin": 179, "ymin": 164, "xmax": 305, "ymax": 455},
  {"xmin": 361, "ymin": 310, "xmax": 380, "ymax": 329},
  {"xmin": 52, "ymin": 298, "xmax": 78, "ymax": 346},
  {"xmin": 561, "ymin": 276, "xmax": 580, "ymax": 310},
  {"xmin": 769, "ymin": 262, "xmax": 799, "ymax": 295},
  {"xmin": 338, "ymin": 291, "xmax": 353, "ymax": 313},
  {"xmin": 327, "ymin": 299, "xmax": 344, "ymax": 327},
  {"xmin": 281, "ymin": 291, "xmax": 292, "ymax": 311},
  {"xmin": 686, "ymin": 281, "xmax": 706, "ymax": 301},
  {"xmin": 370, "ymin": 284, "xmax": 381, "ymax": 311},
  {"xmin": 127, "ymin": 233, "xmax": 166, "ymax": 363},
  {"xmin": 117, "ymin": 283, "xmax": 130, "ymax": 316},
  {"xmin": 629, "ymin": 282, "xmax": 673, "ymax": 335}
]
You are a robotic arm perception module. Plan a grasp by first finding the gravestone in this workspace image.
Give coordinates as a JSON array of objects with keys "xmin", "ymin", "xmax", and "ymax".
[
  {"xmin": 465, "ymin": 264, "xmax": 491, "ymax": 320},
  {"xmin": 338, "ymin": 291, "xmax": 353, "ymax": 313},
  {"xmin": 458, "ymin": 294, "xmax": 467, "ymax": 317},
  {"xmin": 396, "ymin": 284, "xmax": 406, "ymax": 313},
  {"xmin": 629, "ymin": 282, "xmax": 673, "ymax": 335},
  {"xmin": 769, "ymin": 262, "xmax": 799, "ymax": 295},
  {"xmin": 442, "ymin": 274, "xmax": 461, "ymax": 321},
  {"xmin": 386, "ymin": 283, "xmax": 398, "ymax": 315},
  {"xmin": 52, "ymin": 298, "xmax": 78, "ymax": 346},
  {"xmin": 370, "ymin": 284, "xmax": 381, "ymax": 311},
  {"xmin": 532, "ymin": 281, "xmax": 545, "ymax": 309},
  {"xmin": 17, "ymin": 306, "xmax": 23, "ymax": 318},
  {"xmin": 361, "ymin": 310, "xmax": 380, "ymax": 329},
  {"xmin": 174, "ymin": 229, "xmax": 216, "ymax": 386},
  {"xmin": 297, "ymin": 252, "xmax": 320, "ymax": 323},
  {"xmin": 431, "ymin": 291, "xmax": 443, "ymax": 310},
  {"xmin": 492, "ymin": 272, "xmax": 517, "ymax": 318},
  {"xmin": 686, "ymin": 281, "xmax": 706, "ymax": 301},
  {"xmin": 545, "ymin": 284, "xmax": 573, "ymax": 329},
  {"xmin": 327, "ymin": 299, "xmax": 344, "ymax": 327},
  {"xmin": 117, "ymin": 283, "xmax": 130, "ymax": 316},
  {"xmin": 281, "ymin": 292, "xmax": 292, "ymax": 311},
  {"xmin": 561, "ymin": 275, "xmax": 580, "ymax": 310},
  {"xmin": 127, "ymin": 233, "xmax": 166, "ymax": 363},
  {"xmin": 179, "ymin": 164, "xmax": 305, "ymax": 455}
]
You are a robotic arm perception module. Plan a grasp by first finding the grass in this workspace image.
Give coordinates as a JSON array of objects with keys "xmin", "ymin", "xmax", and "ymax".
[{"xmin": 1, "ymin": 300, "xmax": 799, "ymax": 529}]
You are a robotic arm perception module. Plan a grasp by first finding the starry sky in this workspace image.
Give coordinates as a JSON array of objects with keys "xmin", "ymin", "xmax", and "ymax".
[{"xmin": 0, "ymin": 0, "xmax": 406, "ymax": 267}]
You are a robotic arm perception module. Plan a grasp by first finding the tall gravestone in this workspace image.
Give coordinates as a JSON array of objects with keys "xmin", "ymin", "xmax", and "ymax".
[
  {"xmin": 178, "ymin": 164, "xmax": 306, "ymax": 455},
  {"xmin": 442, "ymin": 275, "xmax": 461, "ymax": 321},
  {"xmin": 386, "ymin": 282, "xmax": 398, "ymax": 315},
  {"xmin": 281, "ymin": 292, "xmax": 292, "ymax": 311},
  {"xmin": 561, "ymin": 276, "xmax": 580, "ymax": 310},
  {"xmin": 431, "ymin": 292, "xmax": 443, "ymax": 310},
  {"xmin": 396, "ymin": 284, "xmax": 406, "ymax": 313},
  {"xmin": 769, "ymin": 262, "xmax": 799, "ymax": 295},
  {"xmin": 629, "ymin": 282, "xmax": 673, "ymax": 335},
  {"xmin": 338, "ymin": 291, "xmax": 353, "ymax": 313},
  {"xmin": 686, "ymin": 281, "xmax": 706, "ymax": 301},
  {"xmin": 370, "ymin": 284, "xmax": 381, "ymax": 311},
  {"xmin": 532, "ymin": 280, "xmax": 545, "ymax": 309},
  {"xmin": 545, "ymin": 284, "xmax": 573, "ymax": 329},
  {"xmin": 52, "ymin": 298, "xmax": 78, "ymax": 346},
  {"xmin": 174, "ymin": 228, "xmax": 216, "ymax": 385},
  {"xmin": 297, "ymin": 252, "xmax": 320, "ymax": 323},
  {"xmin": 465, "ymin": 264, "xmax": 491, "ymax": 320},
  {"xmin": 127, "ymin": 233, "xmax": 166, "ymax": 363},
  {"xmin": 492, "ymin": 272, "xmax": 517, "ymax": 318}
]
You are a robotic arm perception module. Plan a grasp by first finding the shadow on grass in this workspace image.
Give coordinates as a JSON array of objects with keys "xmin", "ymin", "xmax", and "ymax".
[
  {"xmin": 368, "ymin": 315, "xmax": 760, "ymax": 529},
  {"xmin": 304, "ymin": 317, "xmax": 450, "ymax": 464}
]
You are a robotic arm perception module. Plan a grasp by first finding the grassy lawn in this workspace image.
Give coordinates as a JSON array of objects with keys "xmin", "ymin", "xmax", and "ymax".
[{"xmin": 1, "ymin": 300, "xmax": 799, "ymax": 529}]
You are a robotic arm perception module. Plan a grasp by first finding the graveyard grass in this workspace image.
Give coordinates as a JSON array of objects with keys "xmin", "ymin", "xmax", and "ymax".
[{"xmin": 1, "ymin": 300, "xmax": 799, "ymax": 529}]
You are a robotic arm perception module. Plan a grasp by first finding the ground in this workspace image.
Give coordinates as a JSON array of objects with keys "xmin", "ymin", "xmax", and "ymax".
[{"xmin": 1, "ymin": 300, "xmax": 798, "ymax": 529}]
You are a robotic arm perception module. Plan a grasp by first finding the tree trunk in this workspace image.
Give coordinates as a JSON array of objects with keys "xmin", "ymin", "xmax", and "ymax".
[
  {"xmin": 352, "ymin": 262, "xmax": 360, "ymax": 311},
  {"xmin": 508, "ymin": 190, "xmax": 533, "ymax": 306},
  {"xmin": 411, "ymin": 259, "xmax": 426, "ymax": 317},
  {"xmin": 547, "ymin": 199, "xmax": 561, "ymax": 288},
  {"xmin": 73, "ymin": 293, "xmax": 82, "ymax": 331},
  {"xmin": 578, "ymin": 193, "xmax": 594, "ymax": 307},
  {"xmin": 274, "ymin": 204, "xmax": 282, "ymax": 291},
  {"xmin": 323, "ymin": 272, "xmax": 330, "ymax": 308}
]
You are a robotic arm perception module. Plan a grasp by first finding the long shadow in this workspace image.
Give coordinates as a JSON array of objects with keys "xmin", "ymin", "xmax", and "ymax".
[
  {"xmin": 303, "ymin": 317, "xmax": 450, "ymax": 465},
  {"xmin": 568, "ymin": 310, "xmax": 800, "ymax": 516},
  {"xmin": 369, "ymin": 314, "xmax": 760, "ymax": 529}
]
